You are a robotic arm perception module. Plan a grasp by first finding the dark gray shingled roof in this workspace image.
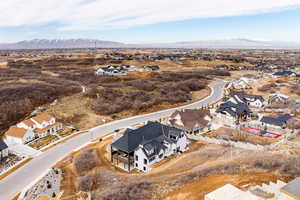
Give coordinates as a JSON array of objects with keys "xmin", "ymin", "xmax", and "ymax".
[
  {"xmin": 216, "ymin": 101, "xmax": 252, "ymax": 117},
  {"xmin": 111, "ymin": 121, "xmax": 182, "ymax": 153},
  {"xmin": 0, "ymin": 139, "xmax": 8, "ymax": 151},
  {"xmin": 281, "ymin": 177, "xmax": 300, "ymax": 198},
  {"xmin": 260, "ymin": 114, "xmax": 292, "ymax": 127},
  {"xmin": 273, "ymin": 71, "xmax": 296, "ymax": 77},
  {"xmin": 230, "ymin": 92, "xmax": 264, "ymax": 104}
]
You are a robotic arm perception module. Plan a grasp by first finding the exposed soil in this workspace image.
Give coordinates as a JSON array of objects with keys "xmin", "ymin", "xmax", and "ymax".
[
  {"xmin": 56, "ymin": 135, "xmax": 293, "ymax": 200},
  {"xmin": 163, "ymin": 173, "xmax": 288, "ymax": 200}
]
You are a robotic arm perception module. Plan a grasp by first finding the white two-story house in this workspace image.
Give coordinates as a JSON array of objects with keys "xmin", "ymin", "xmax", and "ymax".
[
  {"xmin": 5, "ymin": 113, "xmax": 62, "ymax": 145},
  {"xmin": 228, "ymin": 92, "xmax": 265, "ymax": 108},
  {"xmin": 111, "ymin": 122, "xmax": 188, "ymax": 172}
]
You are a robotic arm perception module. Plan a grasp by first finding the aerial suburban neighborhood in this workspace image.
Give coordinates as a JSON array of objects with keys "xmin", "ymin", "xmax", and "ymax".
[
  {"xmin": 1, "ymin": 1, "xmax": 300, "ymax": 200},
  {"xmin": 1, "ymin": 45, "xmax": 300, "ymax": 200}
]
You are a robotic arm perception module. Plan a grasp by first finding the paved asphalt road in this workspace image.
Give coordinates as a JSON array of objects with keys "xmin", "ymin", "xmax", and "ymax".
[{"xmin": 0, "ymin": 81, "xmax": 224, "ymax": 200}]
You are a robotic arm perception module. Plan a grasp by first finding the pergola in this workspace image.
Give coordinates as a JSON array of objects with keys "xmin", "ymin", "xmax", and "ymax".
[{"xmin": 111, "ymin": 146, "xmax": 134, "ymax": 172}]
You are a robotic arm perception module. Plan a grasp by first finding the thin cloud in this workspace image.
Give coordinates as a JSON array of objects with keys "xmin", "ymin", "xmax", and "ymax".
[{"xmin": 1, "ymin": 0, "xmax": 300, "ymax": 30}]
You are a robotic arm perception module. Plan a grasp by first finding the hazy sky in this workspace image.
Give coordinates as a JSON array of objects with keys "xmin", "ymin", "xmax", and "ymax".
[{"xmin": 1, "ymin": 0, "xmax": 300, "ymax": 43}]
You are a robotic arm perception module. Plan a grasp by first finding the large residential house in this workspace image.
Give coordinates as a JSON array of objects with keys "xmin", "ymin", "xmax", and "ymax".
[
  {"xmin": 260, "ymin": 114, "xmax": 292, "ymax": 131},
  {"xmin": 95, "ymin": 65, "xmax": 128, "ymax": 76},
  {"xmin": 111, "ymin": 122, "xmax": 188, "ymax": 172},
  {"xmin": 5, "ymin": 114, "xmax": 62, "ymax": 145},
  {"xmin": 268, "ymin": 93, "xmax": 291, "ymax": 105},
  {"xmin": 0, "ymin": 139, "xmax": 9, "ymax": 160},
  {"xmin": 272, "ymin": 71, "xmax": 297, "ymax": 78},
  {"xmin": 229, "ymin": 92, "xmax": 265, "ymax": 108},
  {"xmin": 143, "ymin": 65, "xmax": 160, "ymax": 71},
  {"xmin": 226, "ymin": 78, "xmax": 251, "ymax": 90},
  {"xmin": 169, "ymin": 109, "xmax": 212, "ymax": 134},
  {"xmin": 214, "ymin": 101, "xmax": 253, "ymax": 127}
]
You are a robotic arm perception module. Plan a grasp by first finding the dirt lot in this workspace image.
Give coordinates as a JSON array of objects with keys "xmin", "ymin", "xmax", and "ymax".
[
  {"xmin": 204, "ymin": 127, "xmax": 277, "ymax": 145},
  {"xmin": 56, "ymin": 135, "xmax": 295, "ymax": 200},
  {"xmin": 163, "ymin": 172, "xmax": 287, "ymax": 200}
]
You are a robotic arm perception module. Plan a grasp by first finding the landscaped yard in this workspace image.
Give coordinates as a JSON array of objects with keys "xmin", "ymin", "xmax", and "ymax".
[{"xmin": 29, "ymin": 135, "xmax": 59, "ymax": 150}]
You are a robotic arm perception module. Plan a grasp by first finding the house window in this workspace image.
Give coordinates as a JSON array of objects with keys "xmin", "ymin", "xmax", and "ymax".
[
  {"xmin": 159, "ymin": 154, "xmax": 163, "ymax": 159},
  {"xmin": 135, "ymin": 163, "xmax": 138, "ymax": 167},
  {"xmin": 143, "ymin": 158, "xmax": 147, "ymax": 165},
  {"xmin": 143, "ymin": 166, "xmax": 146, "ymax": 171},
  {"xmin": 135, "ymin": 155, "xmax": 138, "ymax": 161},
  {"xmin": 149, "ymin": 156, "xmax": 155, "ymax": 162}
]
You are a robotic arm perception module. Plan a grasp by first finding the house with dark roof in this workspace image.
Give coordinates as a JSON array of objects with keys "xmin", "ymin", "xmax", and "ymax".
[
  {"xmin": 272, "ymin": 71, "xmax": 297, "ymax": 78},
  {"xmin": 268, "ymin": 93, "xmax": 291, "ymax": 105},
  {"xmin": 110, "ymin": 122, "xmax": 187, "ymax": 172},
  {"xmin": 226, "ymin": 78, "xmax": 251, "ymax": 90},
  {"xmin": 95, "ymin": 65, "xmax": 128, "ymax": 76},
  {"xmin": 0, "ymin": 139, "xmax": 9, "ymax": 160},
  {"xmin": 260, "ymin": 114, "xmax": 292, "ymax": 130},
  {"xmin": 214, "ymin": 101, "xmax": 253, "ymax": 127},
  {"xmin": 143, "ymin": 65, "xmax": 160, "ymax": 71},
  {"xmin": 229, "ymin": 92, "xmax": 265, "ymax": 108},
  {"xmin": 169, "ymin": 109, "xmax": 212, "ymax": 134}
]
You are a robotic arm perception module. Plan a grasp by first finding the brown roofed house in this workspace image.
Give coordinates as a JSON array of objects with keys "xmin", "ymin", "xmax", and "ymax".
[
  {"xmin": 169, "ymin": 109, "xmax": 212, "ymax": 134},
  {"xmin": 31, "ymin": 113, "xmax": 53, "ymax": 124},
  {"xmin": 5, "ymin": 126, "xmax": 27, "ymax": 138}
]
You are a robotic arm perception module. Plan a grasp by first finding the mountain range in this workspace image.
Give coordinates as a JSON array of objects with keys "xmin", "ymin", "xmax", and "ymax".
[{"xmin": 1, "ymin": 38, "xmax": 300, "ymax": 49}]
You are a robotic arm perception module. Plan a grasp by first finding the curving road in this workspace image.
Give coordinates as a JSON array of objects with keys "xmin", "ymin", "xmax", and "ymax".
[{"xmin": 0, "ymin": 81, "xmax": 224, "ymax": 200}]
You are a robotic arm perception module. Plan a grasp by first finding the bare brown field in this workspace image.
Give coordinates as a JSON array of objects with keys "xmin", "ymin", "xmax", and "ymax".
[
  {"xmin": 163, "ymin": 173, "xmax": 288, "ymax": 200},
  {"xmin": 56, "ymin": 135, "xmax": 298, "ymax": 200}
]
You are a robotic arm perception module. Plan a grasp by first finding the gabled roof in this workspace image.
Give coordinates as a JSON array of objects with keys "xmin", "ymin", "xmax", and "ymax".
[
  {"xmin": 22, "ymin": 119, "xmax": 35, "ymax": 127},
  {"xmin": 230, "ymin": 92, "xmax": 264, "ymax": 104},
  {"xmin": 0, "ymin": 139, "xmax": 8, "ymax": 151},
  {"xmin": 31, "ymin": 113, "xmax": 53, "ymax": 124},
  {"xmin": 5, "ymin": 126, "xmax": 27, "ymax": 138},
  {"xmin": 169, "ymin": 109, "xmax": 211, "ymax": 132},
  {"xmin": 111, "ymin": 122, "xmax": 181, "ymax": 153},
  {"xmin": 216, "ymin": 101, "xmax": 252, "ymax": 117},
  {"xmin": 142, "ymin": 140, "xmax": 165, "ymax": 158},
  {"xmin": 260, "ymin": 114, "xmax": 292, "ymax": 127},
  {"xmin": 273, "ymin": 71, "xmax": 296, "ymax": 76}
]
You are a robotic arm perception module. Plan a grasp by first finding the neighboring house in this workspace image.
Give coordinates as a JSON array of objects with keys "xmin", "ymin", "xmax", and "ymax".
[
  {"xmin": 242, "ymin": 74, "xmax": 261, "ymax": 81},
  {"xmin": 272, "ymin": 71, "xmax": 297, "ymax": 78},
  {"xmin": 268, "ymin": 93, "xmax": 291, "ymax": 105},
  {"xmin": 95, "ymin": 65, "xmax": 127, "ymax": 76},
  {"xmin": 111, "ymin": 122, "xmax": 188, "ymax": 172},
  {"xmin": 214, "ymin": 101, "xmax": 253, "ymax": 126},
  {"xmin": 0, "ymin": 139, "xmax": 9, "ymax": 160},
  {"xmin": 169, "ymin": 109, "xmax": 212, "ymax": 134},
  {"xmin": 229, "ymin": 92, "xmax": 265, "ymax": 108},
  {"xmin": 143, "ymin": 65, "xmax": 160, "ymax": 71},
  {"xmin": 260, "ymin": 114, "xmax": 292, "ymax": 130},
  {"xmin": 226, "ymin": 78, "xmax": 251, "ymax": 90},
  {"xmin": 5, "ymin": 126, "xmax": 35, "ymax": 145},
  {"xmin": 5, "ymin": 114, "xmax": 62, "ymax": 145}
]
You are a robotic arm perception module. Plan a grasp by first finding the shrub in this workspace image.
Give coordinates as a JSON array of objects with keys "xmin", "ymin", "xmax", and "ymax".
[
  {"xmin": 99, "ymin": 182, "xmax": 152, "ymax": 200},
  {"xmin": 74, "ymin": 149, "xmax": 98, "ymax": 174},
  {"xmin": 77, "ymin": 173, "xmax": 94, "ymax": 192}
]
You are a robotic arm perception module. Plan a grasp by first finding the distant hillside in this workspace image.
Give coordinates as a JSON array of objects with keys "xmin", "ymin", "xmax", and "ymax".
[
  {"xmin": 1, "ymin": 38, "xmax": 300, "ymax": 49},
  {"xmin": 140, "ymin": 39, "xmax": 300, "ymax": 49},
  {"xmin": 0, "ymin": 39, "xmax": 125, "ymax": 49}
]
